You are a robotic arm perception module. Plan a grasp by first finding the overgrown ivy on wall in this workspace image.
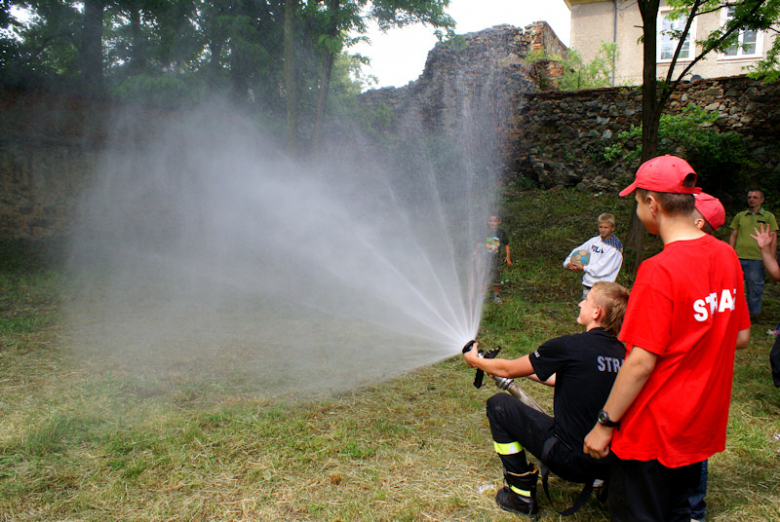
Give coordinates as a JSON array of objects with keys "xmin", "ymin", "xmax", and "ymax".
[{"xmin": 600, "ymin": 105, "xmax": 755, "ymax": 198}]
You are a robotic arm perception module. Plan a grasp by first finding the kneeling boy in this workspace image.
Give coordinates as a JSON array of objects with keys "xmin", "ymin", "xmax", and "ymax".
[{"xmin": 463, "ymin": 281, "xmax": 629, "ymax": 517}]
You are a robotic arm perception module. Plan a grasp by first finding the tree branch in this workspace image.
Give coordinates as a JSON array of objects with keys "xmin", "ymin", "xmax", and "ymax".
[
  {"xmin": 663, "ymin": 0, "xmax": 704, "ymax": 87},
  {"xmin": 662, "ymin": 0, "xmax": 769, "ymax": 110}
]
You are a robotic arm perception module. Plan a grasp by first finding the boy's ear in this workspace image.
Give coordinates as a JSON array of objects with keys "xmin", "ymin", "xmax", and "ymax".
[
  {"xmin": 645, "ymin": 194, "xmax": 659, "ymax": 215},
  {"xmin": 590, "ymin": 302, "xmax": 604, "ymax": 325}
]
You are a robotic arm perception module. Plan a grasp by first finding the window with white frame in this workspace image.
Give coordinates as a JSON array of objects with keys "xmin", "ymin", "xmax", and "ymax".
[
  {"xmin": 658, "ymin": 9, "xmax": 696, "ymax": 61},
  {"xmin": 722, "ymin": 6, "xmax": 761, "ymax": 57}
]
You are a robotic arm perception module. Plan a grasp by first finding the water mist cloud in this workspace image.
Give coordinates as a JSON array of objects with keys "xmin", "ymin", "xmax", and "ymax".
[{"xmin": 65, "ymin": 101, "xmax": 500, "ymax": 397}]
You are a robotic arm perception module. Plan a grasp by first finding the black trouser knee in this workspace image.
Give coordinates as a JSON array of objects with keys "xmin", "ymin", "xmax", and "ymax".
[{"xmin": 486, "ymin": 393, "xmax": 555, "ymax": 472}]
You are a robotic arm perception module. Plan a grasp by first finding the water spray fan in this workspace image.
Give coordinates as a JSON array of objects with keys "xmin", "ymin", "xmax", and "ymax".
[{"xmin": 462, "ymin": 340, "xmax": 545, "ymax": 414}]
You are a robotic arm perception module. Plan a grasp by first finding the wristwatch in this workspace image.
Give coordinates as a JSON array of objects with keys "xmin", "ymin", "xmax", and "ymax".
[{"xmin": 597, "ymin": 409, "xmax": 620, "ymax": 428}]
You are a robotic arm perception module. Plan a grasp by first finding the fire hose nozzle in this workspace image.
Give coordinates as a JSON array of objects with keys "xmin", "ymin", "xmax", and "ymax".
[
  {"xmin": 463, "ymin": 341, "xmax": 545, "ymax": 414},
  {"xmin": 495, "ymin": 377, "xmax": 514, "ymax": 391},
  {"xmin": 463, "ymin": 341, "xmax": 501, "ymax": 389}
]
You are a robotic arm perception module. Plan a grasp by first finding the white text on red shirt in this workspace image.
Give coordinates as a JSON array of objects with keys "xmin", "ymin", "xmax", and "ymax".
[{"xmin": 693, "ymin": 289, "xmax": 737, "ymax": 322}]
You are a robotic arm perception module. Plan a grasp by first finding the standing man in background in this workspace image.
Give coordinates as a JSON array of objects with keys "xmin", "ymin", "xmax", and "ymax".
[{"xmin": 730, "ymin": 189, "xmax": 778, "ymax": 316}]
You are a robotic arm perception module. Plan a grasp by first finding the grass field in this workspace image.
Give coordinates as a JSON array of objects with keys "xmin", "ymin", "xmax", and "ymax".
[{"xmin": 1, "ymin": 187, "xmax": 779, "ymax": 521}]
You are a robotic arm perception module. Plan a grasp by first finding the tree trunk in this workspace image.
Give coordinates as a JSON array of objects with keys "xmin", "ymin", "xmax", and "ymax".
[
  {"xmin": 80, "ymin": 0, "xmax": 105, "ymax": 93},
  {"xmin": 208, "ymin": 40, "xmax": 222, "ymax": 84},
  {"xmin": 312, "ymin": 43, "xmax": 336, "ymax": 149},
  {"xmin": 639, "ymin": 0, "xmax": 660, "ymax": 164},
  {"xmin": 284, "ymin": 0, "xmax": 299, "ymax": 155},
  {"xmin": 128, "ymin": 2, "xmax": 147, "ymax": 75},
  {"xmin": 312, "ymin": 0, "xmax": 340, "ymax": 150},
  {"xmin": 626, "ymin": 0, "xmax": 661, "ymax": 273}
]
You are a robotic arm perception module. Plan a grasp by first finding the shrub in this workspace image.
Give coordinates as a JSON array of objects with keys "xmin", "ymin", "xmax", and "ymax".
[
  {"xmin": 526, "ymin": 42, "xmax": 618, "ymax": 91},
  {"xmin": 603, "ymin": 104, "xmax": 755, "ymax": 194}
]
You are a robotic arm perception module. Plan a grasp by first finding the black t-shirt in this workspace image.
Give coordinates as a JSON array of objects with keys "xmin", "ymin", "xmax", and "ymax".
[
  {"xmin": 483, "ymin": 228, "xmax": 509, "ymax": 256},
  {"xmin": 529, "ymin": 327, "xmax": 626, "ymax": 451}
]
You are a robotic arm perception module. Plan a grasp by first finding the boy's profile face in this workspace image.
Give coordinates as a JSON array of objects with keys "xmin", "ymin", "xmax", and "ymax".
[
  {"xmin": 635, "ymin": 193, "xmax": 659, "ymax": 235},
  {"xmin": 598, "ymin": 222, "xmax": 615, "ymax": 239},
  {"xmin": 488, "ymin": 215, "xmax": 500, "ymax": 231},
  {"xmin": 577, "ymin": 289, "xmax": 600, "ymax": 329}
]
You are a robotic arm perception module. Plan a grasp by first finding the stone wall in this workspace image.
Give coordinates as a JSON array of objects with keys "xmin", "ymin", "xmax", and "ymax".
[
  {"xmin": 357, "ymin": 23, "xmax": 780, "ymax": 201},
  {"xmin": 0, "ymin": 91, "xmax": 100, "ymax": 239},
  {"xmin": 513, "ymin": 76, "xmax": 780, "ymax": 195},
  {"xmin": 2, "ymin": 23, "xmax": 566, "ymax": 240},
  {"xmin": 358, "ymin": 23, "xmax": 566, "ymax": 178},
  {"xmin": 0, "ymin": 89, "xmax": 171, "ymax": 239}
]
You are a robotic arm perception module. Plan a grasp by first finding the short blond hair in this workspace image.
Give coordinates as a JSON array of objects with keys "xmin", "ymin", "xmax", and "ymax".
[
  {"xmin": 590, "ymin": 281, "xmax": 630, "ymax": 337},
  {"xmin": 598, "ymin": 213, "xmax": 616, "ymax": 227}
]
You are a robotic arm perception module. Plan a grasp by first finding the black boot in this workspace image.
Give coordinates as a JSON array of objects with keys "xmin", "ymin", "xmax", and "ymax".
[{"xmin": 495, "ymin": 467, "xmax": 539, "ymax": 518}]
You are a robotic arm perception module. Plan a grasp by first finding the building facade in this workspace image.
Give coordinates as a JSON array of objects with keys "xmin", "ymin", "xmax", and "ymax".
[{"xmin": 564, "ymin": 0, "xmax": 776, "ymax": 85}]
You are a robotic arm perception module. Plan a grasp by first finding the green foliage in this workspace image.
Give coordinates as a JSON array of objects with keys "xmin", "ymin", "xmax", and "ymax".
[
  {"xmin": 526, "ymin": 42, "xmax": 618, "ymax": 91},
  {"xmin": 601, "ymin": 141, "xmax": 625, "ymax": 163},
  {"xmin": 560, "ymin": 43, "xmax": 618, "ymax": 91},
  {"xmin": 357, "ymin": 101, "xmax": 398, "ymax": 145},
  {"xmin": 745, "ymin": 0, "xmax": 780, "ymax": 83},
  {"xmin": 603, "ymin": 104, "xmax": 755, "ymax": 193},
  {"xmin": 370, "ymin": 0, "xmax": 455, "ymax": 32},
  {"xmin": 1, "ymin": 0, "xmax": 453, "ymax": 121},
  {"xmin": 10, "ymin": 1, "xmax": 82, "ymax": 79},
  {"xmin": 442, "ymin": 34, "xmax": 467, "ymax": 50},
  {"xmin": 524, "ymin": 48, "xmax": 545, "ymax": 63},
  {"xmin": 113, "ymin": 73, "xmax": 203, "ymax": 106},
  {"xmin": 329, "ymin": 51, "xmax": 375, "ymax": 103},
  {"xmin": 506, "ymin": 175, "xmax": 539, "ymax": 192}
]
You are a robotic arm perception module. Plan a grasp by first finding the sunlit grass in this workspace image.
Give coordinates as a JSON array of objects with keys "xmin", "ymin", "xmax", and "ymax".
[{"xmin": 0, "ymin": 188, "xmax": 778, "ymax": 521}]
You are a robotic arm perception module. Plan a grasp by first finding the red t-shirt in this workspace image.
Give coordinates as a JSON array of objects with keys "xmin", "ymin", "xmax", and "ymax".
[{"xmin": 612, "ymin": 234, "xmax": 751, "ymax": 468}]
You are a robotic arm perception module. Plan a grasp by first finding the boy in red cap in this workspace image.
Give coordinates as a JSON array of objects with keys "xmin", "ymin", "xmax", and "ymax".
[
  {"xmin": 693, "ymin": 192, "xmax": 726, "ymax": 234},
  {"xmin": 690, "ymin": 191, "xmax": 726, "ymax": 522},
  {"xmin": 583, "ymin": 156, "xmax": 751, "ymax": 521}
]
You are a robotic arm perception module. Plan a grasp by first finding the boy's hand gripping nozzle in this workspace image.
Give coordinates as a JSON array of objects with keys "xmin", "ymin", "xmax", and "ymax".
[
  {"xmin": 462, "ymin": 340, "xmax": 501, "ymax": 389},
  {"xmin": 462, "ymin": 340, "xmax": 545, "ymax": 414}
]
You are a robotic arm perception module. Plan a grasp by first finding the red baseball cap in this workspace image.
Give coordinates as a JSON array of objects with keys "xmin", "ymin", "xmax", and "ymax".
[
  {"xmin": 694, "ymin": 192, "xmax": 726, "ymax": 230},
  {"xmin": 619, "ymin": 155, "xmax": 702, "ymax": 197}
]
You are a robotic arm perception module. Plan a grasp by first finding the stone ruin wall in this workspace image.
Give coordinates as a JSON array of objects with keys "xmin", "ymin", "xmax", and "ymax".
[
  {"xmin": 358, "ymin": 22, "xmax": 780, "ymax": 204},
  {"xmin": 515, "ymin": 76, "xmax": 780, "ymax": 199},
  {"xmin": 357, "ymin": 22, "xmax": 568, "ymax": 176},
  {"xmin": 0, "ymin": 90, "xmax": 101, "ymax": 240},
  {"xmin": 2, "ymin": 22, "xmax": 780, "ymax": 239},
  {"xmin": 0, "ymin": 89, "xmax": 172, "ymax": 240},
  {"xmin": 1, "ymin": 22, "xmax": 567, "ymax": 240}
]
